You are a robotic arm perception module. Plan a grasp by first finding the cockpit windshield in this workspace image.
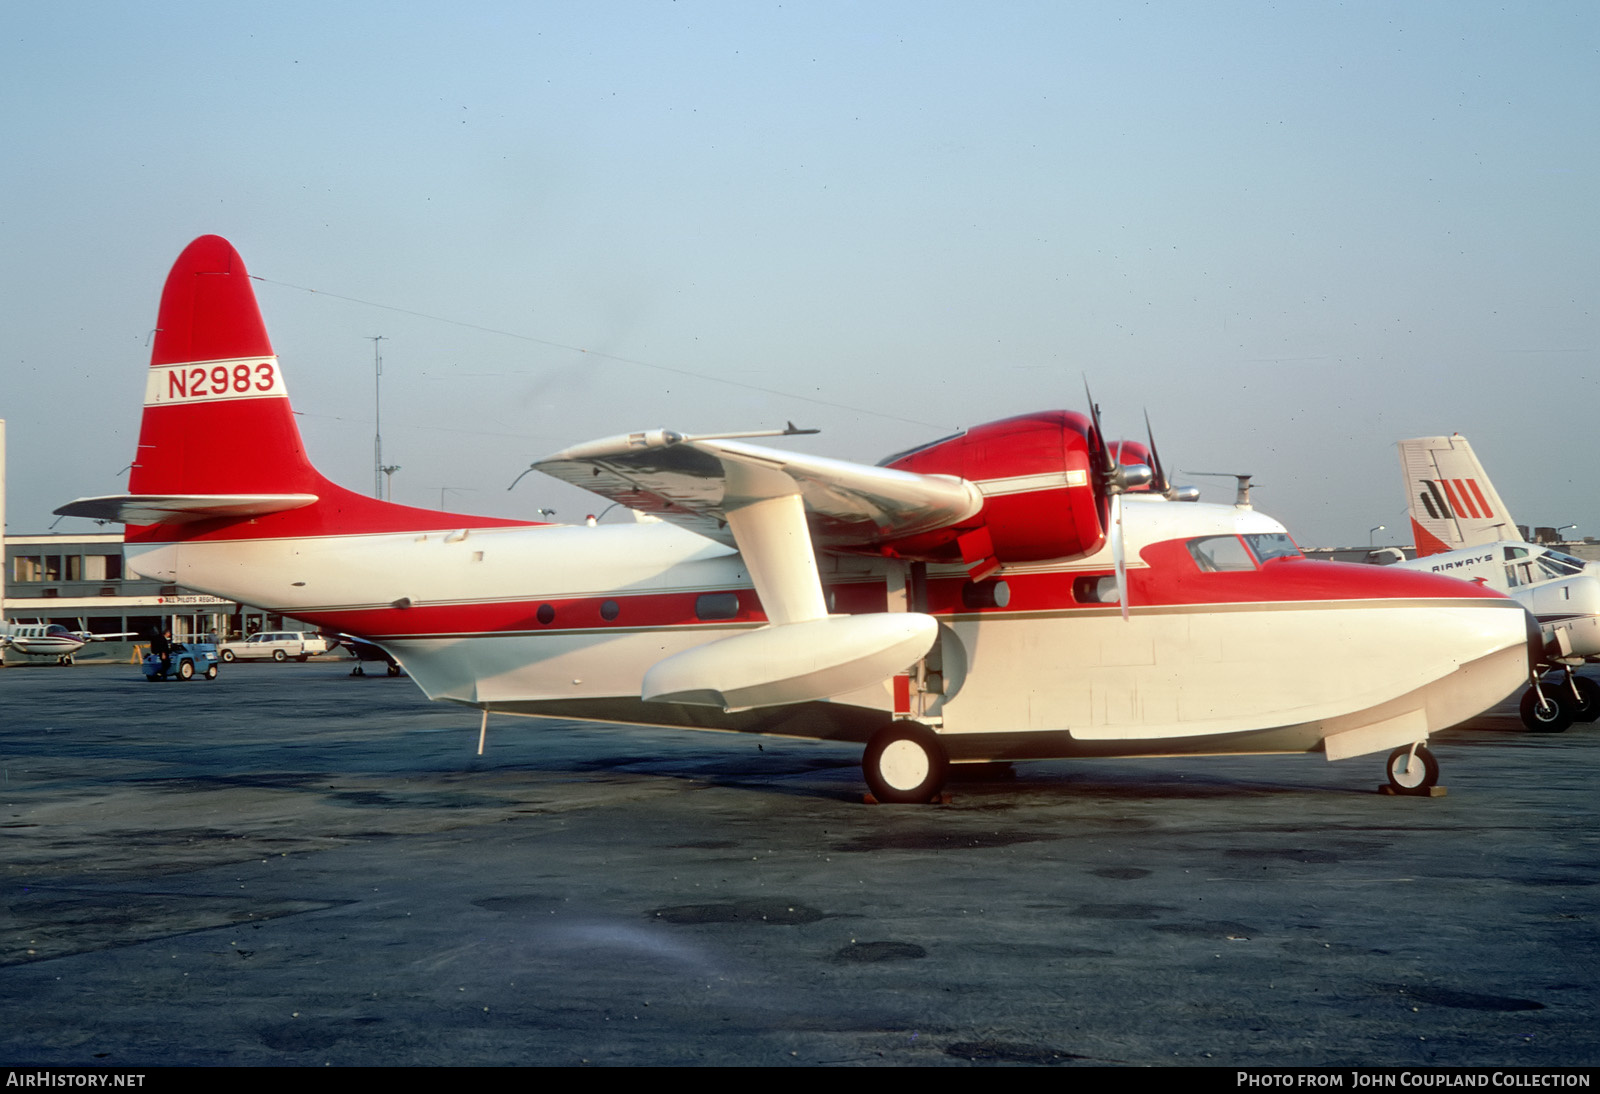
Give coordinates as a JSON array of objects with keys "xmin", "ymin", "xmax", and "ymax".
[
  {"xmin": 1537, "ymin": 551, "xmax": 1588, "ymax": 580},
  {"xmin": 1245, "ymin": 533, "xmax": 1302, "ymax": 563},
  {"xmin": 1188, "ymin": 536, "xmax": 1255, "ymax": 571},
  {"xmin": 1188, "ymin": 533, "xmax": 1303, "ymax": 572}
]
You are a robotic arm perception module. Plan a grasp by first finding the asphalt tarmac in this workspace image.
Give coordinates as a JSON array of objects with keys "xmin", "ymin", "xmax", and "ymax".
[{"xmin": 0, "ymin": 660, "xmax": 1595, "ymax": 1067}]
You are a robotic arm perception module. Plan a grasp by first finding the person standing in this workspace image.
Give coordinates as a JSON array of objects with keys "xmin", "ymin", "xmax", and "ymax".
[{"xmin": 150, "ymin": 628, "xmax": 172, "ymax": 678}]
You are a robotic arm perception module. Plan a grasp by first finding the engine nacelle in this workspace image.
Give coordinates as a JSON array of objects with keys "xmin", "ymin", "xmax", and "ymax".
[{"xmin": 881, "ymin": 411, "xmax": 1108, "ymax": 565}]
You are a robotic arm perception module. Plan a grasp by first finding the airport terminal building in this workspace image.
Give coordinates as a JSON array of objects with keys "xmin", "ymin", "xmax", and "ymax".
[{"xmin": 3, "ymin": 531, "xmax": 303, "ymax": 664}]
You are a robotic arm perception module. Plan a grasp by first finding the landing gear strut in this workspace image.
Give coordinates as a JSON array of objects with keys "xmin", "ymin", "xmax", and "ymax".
[{"xmin": 1562, "ymin": 673, "xmax": 1600, "ymax": 723}]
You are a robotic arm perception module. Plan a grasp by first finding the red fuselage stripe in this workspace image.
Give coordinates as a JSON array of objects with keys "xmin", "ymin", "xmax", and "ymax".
[{"xmin": 287, "ymin": 557, "xmax": 1507, "ymax": 640}]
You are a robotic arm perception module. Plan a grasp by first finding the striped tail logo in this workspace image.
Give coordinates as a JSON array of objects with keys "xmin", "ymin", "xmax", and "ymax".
[{"xmin": 1416, "ymin": 479, "xmax": 1494, "ymax": 521}]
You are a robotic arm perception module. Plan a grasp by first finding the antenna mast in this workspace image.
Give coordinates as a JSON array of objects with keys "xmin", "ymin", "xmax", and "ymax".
[{"xmin": 370, "ymin": 335, "xmax": 387, "ymax": 498}]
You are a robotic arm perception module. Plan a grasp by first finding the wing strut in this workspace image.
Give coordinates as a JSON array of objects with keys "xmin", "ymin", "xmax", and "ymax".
[
  {"xmin": 720, "ymin": 460, "xmax": 828, "ymax": 625},
  {"xmin": 641, "ymin": 454, "xmax": 937, "ymax": 712}
]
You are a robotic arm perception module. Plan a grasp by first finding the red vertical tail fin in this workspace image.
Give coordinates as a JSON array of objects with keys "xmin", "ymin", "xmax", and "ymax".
[
  {"xmin": 131, "ymin": 234, "xmax": 321, "ymax": 498},
  {"xmin": 57, "ymin": 236, "xmax": 535, "ymax": 540}
]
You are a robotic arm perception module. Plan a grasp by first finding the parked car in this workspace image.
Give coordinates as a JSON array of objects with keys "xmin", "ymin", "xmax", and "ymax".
[
  {"xmin": 143, "ymin": 642, "xmax": 220, "ymax": 681},
  {"xmin": 342, "ymin": 635, "xmax": 404, "ymax": 677},
  {"xmin": 217, "ymin": 631, "xmax": 331, "ymax": 663}
]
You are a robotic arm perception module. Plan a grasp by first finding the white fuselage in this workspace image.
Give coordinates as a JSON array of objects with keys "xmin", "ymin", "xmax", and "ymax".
[
  {"xmin": 125, "ymin": 498, "xmax": 1531, "ymax": 762},
  {"xmin": 1, "ymin": 624, "xmax": 88, "ymax": 658}
]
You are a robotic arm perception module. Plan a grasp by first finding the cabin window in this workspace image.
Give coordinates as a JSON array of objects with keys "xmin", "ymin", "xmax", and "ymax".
[
  {"xmin": 536, "ymin": 604, "xmax": 556, "ymax": 625},
  {"xmin": 1504, "ymin": 546, "xmax": 1533, "ymax": 588},
  {"xmin": 1187, "ymin": 536, "xmax": 1255, "ymax": 572},
  {"xmin": 695, "ymin": 592, "xmax": 741, "ymax": 621},
  {"xmin": 600, "ymin": 600, "xmax": 620, "ymax": 622}
]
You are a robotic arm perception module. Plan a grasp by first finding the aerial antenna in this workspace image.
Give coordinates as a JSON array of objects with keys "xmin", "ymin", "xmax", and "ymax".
[
  {"xmin": 1184, "ymin": 472, "xmax": 1256, "ymax": 509},
  {"xmin": 370, "ymin": 335, "xmax": 387, "ymax": 498}
]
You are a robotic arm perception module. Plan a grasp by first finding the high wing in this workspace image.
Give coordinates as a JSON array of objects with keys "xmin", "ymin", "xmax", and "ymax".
[
  {"xmin": 533, "ymin": 429, "xmax": 983, "ymax": 550},
  {"xmin": 532, "ymin": 428, "xmax": 984, "ymax": 710}
]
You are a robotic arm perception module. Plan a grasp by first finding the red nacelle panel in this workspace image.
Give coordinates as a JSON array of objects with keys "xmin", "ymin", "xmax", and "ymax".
[{"xmin": 882, "ymin": 411, "xmax": 1108, "ymax": 564}]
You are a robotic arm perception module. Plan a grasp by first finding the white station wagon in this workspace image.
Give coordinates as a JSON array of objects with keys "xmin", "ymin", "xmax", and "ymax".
[{"xmin": 217, "ymin": 631, "xmax": 331, "ymax": 663}]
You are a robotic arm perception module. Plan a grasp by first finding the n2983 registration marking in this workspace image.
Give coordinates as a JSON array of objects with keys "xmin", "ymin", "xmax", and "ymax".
[{"xmin": 144, "ymin": 357, "xmax": 287, "ymax": 405}]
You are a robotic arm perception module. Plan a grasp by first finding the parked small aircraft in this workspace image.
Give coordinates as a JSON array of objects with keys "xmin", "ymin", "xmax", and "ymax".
[
  {"xmin": 57, "ymin": 237, "xmax": 1533, "ymax": 800},
  {"xmin": 0, "ymin": 622, "xmax": 135, "ymax": 665},
  {"xmin": 1395, "ymin": 434, "xmax": 1600, "ymax": 731}
]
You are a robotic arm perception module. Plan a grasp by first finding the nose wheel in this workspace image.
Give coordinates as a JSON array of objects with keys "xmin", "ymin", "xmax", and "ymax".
[
  {"xmin": 863, "ymin": 723, "xmax": 949, "ymax": 804},
  {"xmin": 1385, "ymin": 744, "xmax": 1439, "ymax": 795}
]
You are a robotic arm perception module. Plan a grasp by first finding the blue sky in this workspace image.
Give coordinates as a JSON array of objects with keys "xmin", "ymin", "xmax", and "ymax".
[{"xmin": 3, "ymin": 1, "xmax": 1596, "ymax": 547}]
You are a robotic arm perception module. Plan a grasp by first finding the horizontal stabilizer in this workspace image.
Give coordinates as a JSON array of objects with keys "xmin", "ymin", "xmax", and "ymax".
[{"xmin": 53, "ymin": 493, "xmax": 319, "ymax": 525}]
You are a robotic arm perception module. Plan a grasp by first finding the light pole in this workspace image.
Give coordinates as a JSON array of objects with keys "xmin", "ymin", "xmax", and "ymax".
[
  {"xmin": 1369, "ymin": 524, "xmax": 1385, "ymax": 547},
  {"xmin": 371, "ymin": 335, "xmax": 387, "ymax": 498}
]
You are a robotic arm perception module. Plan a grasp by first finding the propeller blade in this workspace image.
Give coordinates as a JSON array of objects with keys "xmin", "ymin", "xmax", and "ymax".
[
  {"xmin": 1082, "ymin": 379, "xmax": 1116, "ymax": 477},
  {"xmin": 1143, "ymin": 410, "xmax": 1169, "ymax": 496}
]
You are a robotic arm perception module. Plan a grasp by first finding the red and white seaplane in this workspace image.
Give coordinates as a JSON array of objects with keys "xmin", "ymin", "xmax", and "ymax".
[{"xmin": 58, "ymin": 236, "xmax": 1534, "ymax": 802}]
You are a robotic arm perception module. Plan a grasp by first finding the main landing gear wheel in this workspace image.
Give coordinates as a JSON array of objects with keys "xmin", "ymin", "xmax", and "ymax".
[
  {"xmin": 221, "ymin": 649, "xmax": 236, "ymax": 662},
  {"xmin": 1567, "ymin": 676, "xmax": 1600, "ymax": 724},
  {"xmin": 272, "ymin": 649, "xmax": 288, "ymax": 662},
  {"xmin": 1385, "ymin": 744, "xmax": 1439, "ymax": 795},
  {"xmin": 1519, "ymin": 688, "xmax": 1572, "ymax": 733},
  {"xmin": 863, "ymin": 723, "xmax": 949, "ymax": 804},
  {"xmin": 386, "ymin": 662, "xmax": 402, "ymax": 677}
]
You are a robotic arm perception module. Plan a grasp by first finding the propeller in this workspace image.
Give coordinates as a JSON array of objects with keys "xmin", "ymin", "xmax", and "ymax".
[
  {"xmin": 1144, "ymin": 412, "xmax": 1201, "ymax": 502},
  {"xmin": 1084, "ymin": 383, "xmax": 1152, "ymax": 621}
]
